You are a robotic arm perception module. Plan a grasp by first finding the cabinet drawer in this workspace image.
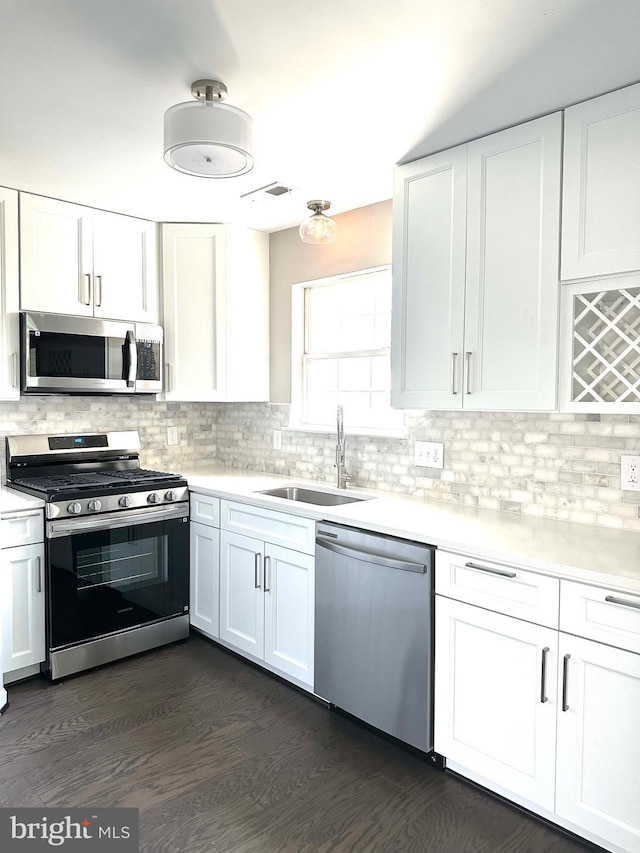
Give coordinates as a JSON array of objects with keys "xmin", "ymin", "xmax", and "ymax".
[
  {"xmin": 1, "ymin": 511, "xmax": 43, "ymax": 548},
  {"xmin": 436, "ymin": 550, "xmax": 559, "ymax": 628},
  {"xmin": 190, "ymin": 493, "xmax": 220, "ymax": 528},
  {"xmin": 221, "ymin": 500, "xmax": 315, "ymax": 555},
  {"xmin": 560, "ymin": 580, "xmax": 640, "ymax": 654}
]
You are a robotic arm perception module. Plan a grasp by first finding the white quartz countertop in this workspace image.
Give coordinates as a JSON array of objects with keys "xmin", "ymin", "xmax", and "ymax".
[
  {"xmin": 185, "ymin": 469, "xmax": 640, "ymax": 595},
  {"xmin": 0, "ymin": 486, "xmax": 44, "ymax": 515}
]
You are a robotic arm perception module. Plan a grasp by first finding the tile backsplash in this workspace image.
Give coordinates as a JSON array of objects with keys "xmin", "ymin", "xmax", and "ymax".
[{"xmin": 1, "ymin": 397, "xmax": 639, "ymax": 531}]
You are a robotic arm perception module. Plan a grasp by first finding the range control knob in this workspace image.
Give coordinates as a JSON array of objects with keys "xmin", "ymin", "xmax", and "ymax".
[
  {"xmin": 118, "ymin": 495, "xmax": 133, "ymax": 508},
  {"xmin": 87, "ymin": 499, "xmax": 102, "ymax": 512},
  {"xmin": 164, "ymin": 490, "xmax": 177, "ymax": 502},
  {"xmin": 67, "ymin": 502, "xmax": 82, "ymax": 515},
  {"xmin": 147, "ymin": 492, "xmax": 160, "ymax": 504}
]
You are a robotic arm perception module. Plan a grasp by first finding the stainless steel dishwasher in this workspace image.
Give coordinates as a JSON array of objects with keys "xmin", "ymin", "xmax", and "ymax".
[{"xmin": 315, "ymin": 521, "xmax": 435, "ymax": 753}]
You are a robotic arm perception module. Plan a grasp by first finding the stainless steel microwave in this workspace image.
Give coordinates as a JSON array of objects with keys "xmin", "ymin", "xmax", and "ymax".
[{"xmin": 21, "ymin": 312, "xmax": 163, "ymax": 395}]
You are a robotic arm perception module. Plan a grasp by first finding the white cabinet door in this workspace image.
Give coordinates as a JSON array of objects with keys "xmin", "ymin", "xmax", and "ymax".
[
  {"xmin": 219, "ymin": 530, "xmax": 264, "ymax": 658},
  {"xmin": 92, "ymin": 211, "xmax": 158, "ymax": 323},
  {"xmin": 189, "ymin": 521, "xmax": 220, "ymax": 639},
  {"xmin": 391, "ymin": 145, "xmax": 467, "ymax": 409},
  {"xmin": 465, "ymin": 113, "xmax": 561, "ymax": 410},
  {"xmin": 20, "ymin": 194, "xmax": 93, "ymax": 316},
  {"xmin": 1, "ymin": 543, "xmax": 45, "ymax": 675},
  {"xmin": 264, "ymin": 543, "xmax": 314, "ymax": 686},
  {"xmin": 162, "ymin": 224, "xmax": 269, "ymax": 402},
  {"xmin": 555, "ymin": 634, "xmax": 640, "ymax": 853},
  {"xmin": 562, "ymin": 82, "xmax": 640, "ymax": 280},
  {"xmin": 435, "ymin": 596, "xmax": 557, "ymax": 809},
  {"xmin": 162, "ymin": 224, "xmax": 227, "ymax": 401},
  {"xmin": 0, "ymin": 187, "xmax": 20, "ymax": 400}
]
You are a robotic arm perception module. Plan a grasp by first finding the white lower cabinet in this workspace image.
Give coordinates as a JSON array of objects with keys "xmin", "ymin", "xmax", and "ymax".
[
  {"xmin": 219, "ymin": 501, "xmax": 315, "ymax": 688},
  {"xmin": 189, "ymin": 494, "xmax": 220, "ymax": 639},
  {"xmin": 435, "ymin": 595, "xmax": 558, "ymax": 809},
  {"xmin": 436, "ymin": 550, "xmax": 640, "ymax": 853},
  {"xmin": 1, "ymin": 505, "xmax": 46, "ymax": 680}
]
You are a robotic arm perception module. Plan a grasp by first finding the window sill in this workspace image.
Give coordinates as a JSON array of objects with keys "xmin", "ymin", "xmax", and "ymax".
[{"xmin": 285, "ymin": 423, "xmax": 406, "ymax": 440}]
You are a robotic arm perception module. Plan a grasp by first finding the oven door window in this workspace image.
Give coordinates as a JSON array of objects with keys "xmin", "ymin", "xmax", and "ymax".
[{"xmin": 47, "ymin": 515, "xmax": 189, "ymax": 649}]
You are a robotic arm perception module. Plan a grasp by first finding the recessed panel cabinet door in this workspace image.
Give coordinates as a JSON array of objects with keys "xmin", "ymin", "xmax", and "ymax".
[
  {"xmin": 464, "ymin": 112, "xmax": 562, "ymax": 410},
  {"xmin": 1, "ymin": 543, "xmax": 45, "ymax": 675},
  {"xmin": 189, "ymin": 521, "xmax": 220, "ymax": 639},
  {"xmin": 555, "ymin": 634, "xmax": 640, "ymax": 853},
  {"xmin": 0, "ymin": 187, "xmax": 19, "ymax": 400},
  {"xmin": 435, "ymin": 596, "xmax": 557, "ymax": 810},
  {"xmin": 219, "ymin": 530, "xmax": 264, "ymax": 659},
  {"xmin": 263, "ymin": 543, "xmax": 314, "ymax": 686},
  {"xmin": 562, "ymin": 82, "xmax": 640, "ymax": 280},
  {"xmin": 391, "ymin": 146, "xmax": 467, "ymax": 408}
]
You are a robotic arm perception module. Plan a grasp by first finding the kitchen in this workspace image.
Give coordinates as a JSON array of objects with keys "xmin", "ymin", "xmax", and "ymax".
[{"xmin": 1, "ymin": 1, "xmax": 640, "ymax": 852}]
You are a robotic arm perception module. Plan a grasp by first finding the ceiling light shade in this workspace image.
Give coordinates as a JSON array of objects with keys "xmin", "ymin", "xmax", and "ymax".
[
  {"xmin": 164, "ymin": 79, "xmax": 253, "ymax": 178},
  {"xmin": 299, "ymin": 200, "xmax": 337, "ymax": 244}
]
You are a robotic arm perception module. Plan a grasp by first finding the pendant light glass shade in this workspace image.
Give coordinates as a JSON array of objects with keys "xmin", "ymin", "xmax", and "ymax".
[
  {"xmin": 164, "ymin": 80, "xmax": 253, "ymax": 178},
  {"xmin": 299, "ymin": 200, "xmax": 337, "ymax": 244}
]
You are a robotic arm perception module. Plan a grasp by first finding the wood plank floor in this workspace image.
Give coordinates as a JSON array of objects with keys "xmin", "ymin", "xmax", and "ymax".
[{"xmin": 0, "ymin": 633, "xmax": 600, "ymax": 852}]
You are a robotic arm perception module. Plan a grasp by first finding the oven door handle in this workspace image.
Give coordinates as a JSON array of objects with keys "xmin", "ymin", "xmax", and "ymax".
[{"xmin": 47, "ymin": 505, "xmax": 188, "ymax": 538}]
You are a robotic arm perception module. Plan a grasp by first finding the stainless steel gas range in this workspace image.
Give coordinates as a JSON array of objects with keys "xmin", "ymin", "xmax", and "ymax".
[{"xmin": 5, "ymin": 431, "xmax": 190, "ymax": 681}]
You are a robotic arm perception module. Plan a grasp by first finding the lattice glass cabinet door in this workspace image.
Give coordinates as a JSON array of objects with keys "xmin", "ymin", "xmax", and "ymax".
[{"xmin": 560, "ymin": 275, "xmax": 640, "ymax": 412}]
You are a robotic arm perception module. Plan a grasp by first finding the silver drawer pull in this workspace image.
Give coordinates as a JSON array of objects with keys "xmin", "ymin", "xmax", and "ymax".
[
  {"xmin": 605, "ymin": 595, "xmax": 640, "ymax": 611},
  {"xmin": 465, "ymin": 561, "xmax": 517, "ymax": 579}
]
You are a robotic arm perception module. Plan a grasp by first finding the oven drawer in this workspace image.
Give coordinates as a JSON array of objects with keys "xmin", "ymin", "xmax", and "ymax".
[
  {"xmin": 436, "ymin": 550, "xmax": 560, "ymax": 629},
  {"xmin": 1, "ymin": 510, "xmax": 43, "ymax": 548},
  {"xmin": 560, "ymin": 580, "xmax": 640, "ymax": 654},
  {"xmin": 190, "ymin": 492, "xmax": 220, "ymax": 528}
]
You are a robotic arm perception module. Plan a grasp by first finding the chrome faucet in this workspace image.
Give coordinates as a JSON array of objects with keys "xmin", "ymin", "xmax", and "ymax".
[{"xmin": 335, "ymin": 404, "xmax": 351, "ymax": 489}]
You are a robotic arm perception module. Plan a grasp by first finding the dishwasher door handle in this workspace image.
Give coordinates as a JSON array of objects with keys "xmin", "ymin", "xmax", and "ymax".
[{"xmin": 316, "ymin": 535, "xmax": 428, "ymax": 573}]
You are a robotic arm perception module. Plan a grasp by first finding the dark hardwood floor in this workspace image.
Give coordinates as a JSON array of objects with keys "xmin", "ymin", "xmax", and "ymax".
[{"xmin": 0, "ymin": 634, "xmax": 599, "ymax": 852}]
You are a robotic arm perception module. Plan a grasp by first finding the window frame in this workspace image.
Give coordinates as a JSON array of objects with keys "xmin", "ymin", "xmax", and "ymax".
[{"xmin": 289, "ymin": 265, "xmax": 404, "ymax": 437}]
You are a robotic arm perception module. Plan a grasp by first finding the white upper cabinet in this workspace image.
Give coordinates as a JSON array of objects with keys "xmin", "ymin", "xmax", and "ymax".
[
  {"xmin": 0, "ymin": 187, "xmax": 20, "ymax": 400},
  {"xmin": 161, "ymin": 223, "xmax": 269, "ymax": 402},
  {"xmin": 392, "ymin": 112, "xmax": 562, "ymax": 411},
  {"xmin": 19, "ymin": 193, "xmax": 158, "ymax": 323},
  {"xmin": 562, "ymin": 82, "xmax": 640, "ymax": 280}
]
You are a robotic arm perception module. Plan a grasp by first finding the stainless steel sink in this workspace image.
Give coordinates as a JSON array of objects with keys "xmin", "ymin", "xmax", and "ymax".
[{"xmin": 256, "ymin": 486, "xmax": 373, "ymax": 506}]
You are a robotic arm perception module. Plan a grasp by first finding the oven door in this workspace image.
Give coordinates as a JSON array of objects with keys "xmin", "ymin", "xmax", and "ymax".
[
  {"xmin": 22, "ymin": 312, "xmax": 137, "ymax": 394},
  {"xmin": 46, "ymin": 505, "xmax": 189, "ymax": 650}
]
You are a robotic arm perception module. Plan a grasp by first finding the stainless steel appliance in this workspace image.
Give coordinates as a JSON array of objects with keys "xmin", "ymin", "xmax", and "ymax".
[
  {"xmin": 5, "ymin": 431, "xmax": 189, "ymax": 680},
  {"xmin": 315, "ymin": 522, "xmax": 435, "ymax": 753},
  {"xmin": 21, "ymin": 311, "xmax": 163, "ymax": 394}
]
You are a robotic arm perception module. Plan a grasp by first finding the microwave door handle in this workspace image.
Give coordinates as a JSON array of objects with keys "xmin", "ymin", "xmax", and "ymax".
[{"xmin": 126, "ymin": 330, "xmax": 137, "ymax": 388}]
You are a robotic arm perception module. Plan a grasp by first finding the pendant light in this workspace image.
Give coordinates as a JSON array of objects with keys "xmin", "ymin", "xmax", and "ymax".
[
  {"xmin": 164, "ymin": 80, "xmax": 253, "ymax": 178},
  {"xmin": 299, "ymin": 200, "xmax": 337, "ymax": 244}
]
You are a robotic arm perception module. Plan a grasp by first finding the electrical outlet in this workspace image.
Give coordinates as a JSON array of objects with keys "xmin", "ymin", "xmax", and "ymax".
[
  {"xmin": 621, "ymin": 454, "xmax": 640, "ymax": 491},
  {"xmin": 273, "ymin": 429, "xmax": 282, "ymax": 451},
  {"xmin": 414, "ymin": 440, "xmax": 444, "ymax": 469},
  {"xmin": 167, "ymin": 426, "xmax": 179, "ymax": 446}
]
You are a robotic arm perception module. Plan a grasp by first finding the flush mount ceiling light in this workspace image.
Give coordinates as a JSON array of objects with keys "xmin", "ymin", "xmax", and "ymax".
[
  {"xmin": 164, "ymin": 79, "xmax": 253, "ymax": 178},
  {"xmin": 299, "ymin": 200, "xmax": 337, "ymax": 244}
]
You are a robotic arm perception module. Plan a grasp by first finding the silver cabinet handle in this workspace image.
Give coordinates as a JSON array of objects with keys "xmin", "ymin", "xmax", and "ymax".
[
  {"xmin": 451, "ymin": 352, "xmax": 458, "ymax": 395},
  {"xmin": 540, "ymin": 647, "xmax": 549, "ymax": 704},
  {"xmin": 264, "ymin": 555, "xmax": 271, "ymax": 592},
  {"xmin": 83, "ymin": 273, "xmax": 92, "ymax": 305},
  {"xmin": 165, "ymin": 363, "xmax": 173, "ymax": 392},
  {"xmin": 465, "ymin": 351, "xmax": 472, "ymax": 394},
  {"xmin": 11, "ymin": 352, "xmax": 17, "ymax": 388},
  {"xmin": 464, "ymin": 561, "xmax": 517, "ymax": 579},
  {"xmin": 562, "ymin": 654, "xmax": 571, "ymax": 711},
  {"xmin": 605, "ymin": 595, "xmax": 640, "ymax": 610},
  {"xmin": 254, "ymin": 553, "xmax": 262, "ymax": 589},
  {"xmin": 95, "ymin": 274, "xmax": 102, "ymax": 307},
  {"xmin": 36, "ymin": 555, "xmax": 42, "ymax": 593}
]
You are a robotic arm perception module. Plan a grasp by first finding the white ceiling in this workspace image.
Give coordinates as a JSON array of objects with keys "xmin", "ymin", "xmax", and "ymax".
[{"xmin": 1, "ymin": 0, "xmax": 639, "ymax": 233}]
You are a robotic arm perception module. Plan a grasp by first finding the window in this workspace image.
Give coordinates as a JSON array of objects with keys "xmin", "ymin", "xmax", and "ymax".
[{"xmin": 290, "ymin": 266, "xmax": 404, "ymax": 434}]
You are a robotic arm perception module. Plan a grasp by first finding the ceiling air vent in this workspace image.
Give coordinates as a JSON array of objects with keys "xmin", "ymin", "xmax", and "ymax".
[{"xmin": 241, "ymin": 182, "xmax": 296, "ymax": 203}]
